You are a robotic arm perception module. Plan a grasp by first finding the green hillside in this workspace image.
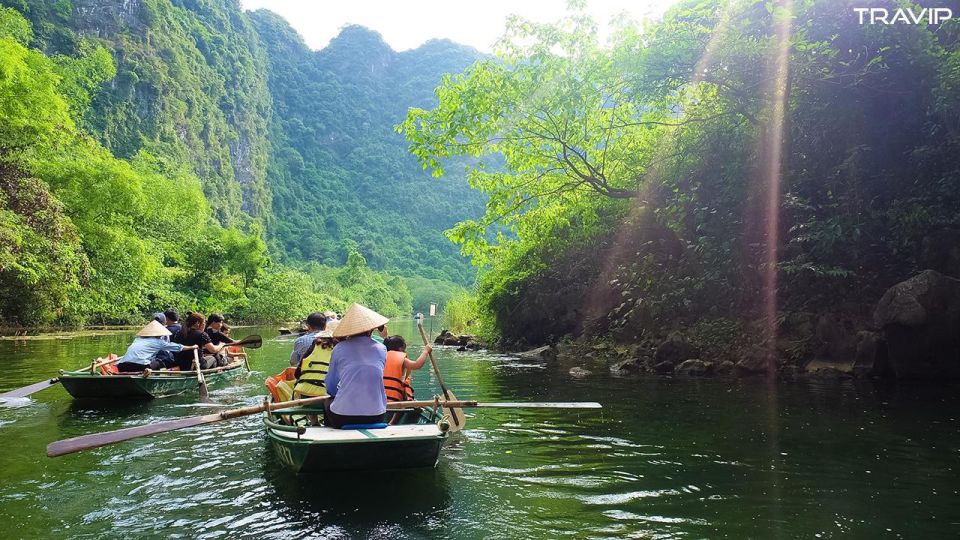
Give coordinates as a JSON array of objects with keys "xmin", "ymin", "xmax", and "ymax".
[
  {"xmin": 0, "ymin": 0, "xmax": 481, "ymax": 324},
  {"xmin": 250, "ymin": 13, "xmax": 484, "ymax": 284}
]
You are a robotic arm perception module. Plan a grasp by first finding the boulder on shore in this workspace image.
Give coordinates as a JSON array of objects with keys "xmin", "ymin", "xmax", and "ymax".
[
  {"xmin": 653, "ymin": 332, "xmax": 698, "ymax": 366},
  {"xmin": 715, "ymin": 360, "xmax": 736, "ymax": 375},
  {"xmin": 516, "ymin": 345, "xmax": 557, "ymax": 360},
  {"xmin": 874, "ymin": 270, "xmax": 960, "ymax": 379},
  {"xmin": 675, "ymin": 359, "xmax": 712, "ymax": 376},
  {"xmin": 736, "ymin": 346, "xmax": 774, "ymax": 376},
  {"xmin": 654, "ymin": 360, "xmax": 675, "ymax": 374}
]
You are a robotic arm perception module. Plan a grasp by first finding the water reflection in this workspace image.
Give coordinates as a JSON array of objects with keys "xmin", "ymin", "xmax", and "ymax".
[{"xmin": 263, "ymin": 446, "xmax": 453, "ymax": 538}]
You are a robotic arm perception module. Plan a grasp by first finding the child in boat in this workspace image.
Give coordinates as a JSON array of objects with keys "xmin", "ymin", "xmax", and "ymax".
[
  {"xmin": 115, "ymin": 321, "xmax": 199, "ymax": 373},
  {"xmin": 382, "ymin": 336, "xmax": 431, "ymax": 403},
  {"xmin": 221, "ymin": 324, "xmax": 247, "ymax": 363}
]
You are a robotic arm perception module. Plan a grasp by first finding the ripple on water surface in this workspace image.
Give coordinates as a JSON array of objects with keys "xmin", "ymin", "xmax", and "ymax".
[{"xmin": 2, "ymin": 324, "xmax": 960, "ymax": 538}]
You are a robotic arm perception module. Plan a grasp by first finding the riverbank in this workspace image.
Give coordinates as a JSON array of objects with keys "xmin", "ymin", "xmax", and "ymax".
[{"xmin": 501, "ymin": 270, "xmax": 960, "ymax": 383}]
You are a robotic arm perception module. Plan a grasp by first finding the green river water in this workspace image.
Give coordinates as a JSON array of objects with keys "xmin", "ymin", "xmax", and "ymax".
[{"xmin": 0, "ymin": 320, "xmax": 958, "ymax": 539}]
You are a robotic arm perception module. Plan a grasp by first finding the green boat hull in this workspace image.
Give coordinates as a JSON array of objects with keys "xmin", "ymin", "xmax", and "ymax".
[
  {"xmin": 266, "ymin": 411, "xmax": 447, "ymax": 473},
  {"xmin": 59, "ymin": 362, "xmax": 245, "ymax": 400}
]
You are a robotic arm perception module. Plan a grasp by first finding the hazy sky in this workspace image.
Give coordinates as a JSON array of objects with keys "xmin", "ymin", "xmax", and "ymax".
[{"xmin": 239, "ymin": 0, "xmax": 678, "ymax": 52}]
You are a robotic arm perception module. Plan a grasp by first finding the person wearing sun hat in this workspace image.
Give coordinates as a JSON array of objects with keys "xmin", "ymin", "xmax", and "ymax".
[
  {"xmin": 115, "ymin": 320, "xmax": 199, "ymax": 373},
  {"xmin": 323, "ymin": 303, "xmax": 390, "ymax": 428}
]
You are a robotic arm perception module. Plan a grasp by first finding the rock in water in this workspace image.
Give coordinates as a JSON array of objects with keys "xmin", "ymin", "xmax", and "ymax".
[
  {"xmin": 874, "ymin": 270, "xmax": 960, "ymax": 379},
  {"xmin": 569, "ymin": 367, "xmax": 592, "ymax": 378},
  {"xmin": 610, "ymin": 358, "xmax": 640, "ymax": 375}
]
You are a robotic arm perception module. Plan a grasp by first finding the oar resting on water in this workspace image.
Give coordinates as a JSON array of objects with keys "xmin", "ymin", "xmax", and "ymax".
[
  {"xmin": 0, "ymin": 356, "xmax": 118, "ymax": 400},
  {"xmin": 47, "ymin": 396, "xmax": 601, "ymax": 457}
]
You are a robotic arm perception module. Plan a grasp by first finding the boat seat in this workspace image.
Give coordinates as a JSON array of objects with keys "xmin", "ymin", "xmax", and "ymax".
[{"xmin": 340, "ymin": 423, "xmax": 388, "ymax": 430}]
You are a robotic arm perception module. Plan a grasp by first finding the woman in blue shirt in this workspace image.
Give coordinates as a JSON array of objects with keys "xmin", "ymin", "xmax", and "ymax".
[
  {"xmin": 324, "ymin": 303, "xmax": 390, "ymax": 428},
  {"xmin": 116, "ymin": 321, "xmax": 198, "ymax": 373}
]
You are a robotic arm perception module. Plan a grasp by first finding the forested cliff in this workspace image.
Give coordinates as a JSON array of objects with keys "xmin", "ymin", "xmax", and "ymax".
[
  {"xmin": 406, "ymin": 0, "xmax": 960, "ymax": 378},
  {"xmin": 0, "ymin": 0, "xmax": 481, "ymax": 325}
]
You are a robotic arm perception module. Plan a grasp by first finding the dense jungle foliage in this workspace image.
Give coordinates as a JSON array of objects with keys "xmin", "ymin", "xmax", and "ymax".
[
  {"xmin": 0, "ymin": 5, "xmax": 424, "ymax": 324},
  {"xmin": 0, "ymin": 0, "xmax": 490, "ymax": 325},
  {"xmin": 404, "ymin": 0, "xmax": 960, "ymax": 353}
]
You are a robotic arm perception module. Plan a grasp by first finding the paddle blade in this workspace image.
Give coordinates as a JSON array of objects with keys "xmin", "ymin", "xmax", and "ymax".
[
  {"xmin": 0, "ymin": 378, "xmax": 59, "ymax": 399},
  {"xmin": 234, "ymin": 335, "xmax": 262, "ymax": 349},
  {"xmin": 198, "ymin": 379, "xmax": 209, "ymax": 402},
  {"xmin": 442, "ymin": 389, "xmax": 467, "ymax": 432},
  {"xmin": 475, "ymin": 402, "xmax": 603, "ymax": 409},
  {"xmin": 47, "ymin": 413, "xmax": 223, "ymax": 457}
]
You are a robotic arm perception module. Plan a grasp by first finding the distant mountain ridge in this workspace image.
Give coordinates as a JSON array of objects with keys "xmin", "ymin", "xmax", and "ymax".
[{"xmin": 251, "ymin": 13, "xmax": 484, "ymax": 282}]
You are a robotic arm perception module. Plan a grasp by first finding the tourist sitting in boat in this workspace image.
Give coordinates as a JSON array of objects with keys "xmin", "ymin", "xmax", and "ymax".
[
  {"xmin": 290, "ymin": 312, "xmax": 328, "ymax": 367},
  {"xmin": 164, "ymin": 310, "xmax": 181, "ymax": 336},
  {"xmin": 324, "ymin": 303, "xmax": 390, "ymax": 429},
  {"xmin": 205, "ymin": 314, "xmax": 235, "ymax": 346},
  {"xmin": 293, "ymin": 329, "xmax": 335, "ymax": 399},
  {"xmin": 116, "ymin": 321, "xmax": 199, "ymax": 373},
  {"xmin": 175, "ymin": 312, "xmax": 227, "ymax": 370},
  {"xmin": 383, "ymin": 335, "xmax": 430, "ymax": 403},
  {"xmin": 151, "ymin": 312, "xmax": 177, "ymax": 367}
]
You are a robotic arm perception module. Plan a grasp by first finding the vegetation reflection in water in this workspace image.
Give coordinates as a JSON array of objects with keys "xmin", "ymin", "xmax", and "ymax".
[{"xmin": 1, "ymin": 320, "xmax": 959, "ymax": 538}]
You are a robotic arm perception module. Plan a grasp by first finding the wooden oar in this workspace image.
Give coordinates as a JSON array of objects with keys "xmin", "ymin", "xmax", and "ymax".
[
  {"xmin": 193, "ymin": 348, "xmax": 209, "ymax": 402},
  {"xmin": 394, "ymin": 400, "xmax": 603, "ymax": 409},
  {"xmin": 47, "ymin": 396, "xmax": 600, "ymax": 457},
  {"xmin": 47, "ymin": 395, "xmax": 331, "ymax": 457},
  {"xmin": 417, "ymin": 319, "xmax": 466, "ymax": 432},
  {"xmin": 0, "ymin": 356, "xmax": 118, "ymax": 400}
]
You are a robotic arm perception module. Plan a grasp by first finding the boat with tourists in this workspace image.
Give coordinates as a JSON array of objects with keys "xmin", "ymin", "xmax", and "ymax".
[
  {"xmin": 262, "ymin": 366, "xmax": 449, "ymax": 473},
  {"xmin": 57, "ymin": 356, "xmax": 248, "ymax": 400},
  {"xmin": 264, "ymin": 405, "xmax": 448, "ymax": 473}
]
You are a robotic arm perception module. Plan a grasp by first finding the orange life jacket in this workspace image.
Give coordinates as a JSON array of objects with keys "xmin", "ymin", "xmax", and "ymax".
[{"xmin": 383, "ymin": 350, "xmax": 414, "ymax": 402}]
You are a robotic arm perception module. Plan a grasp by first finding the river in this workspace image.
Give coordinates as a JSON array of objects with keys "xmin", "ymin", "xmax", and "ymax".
[{"xmin": 0, "ymin": 320, "xmax": 958, "ymax": 538}]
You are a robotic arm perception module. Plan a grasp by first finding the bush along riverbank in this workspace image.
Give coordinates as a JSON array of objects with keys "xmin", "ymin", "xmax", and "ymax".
[{"xmin": 502, "ymin": 270, "xmax": 960, "ymax": 383}]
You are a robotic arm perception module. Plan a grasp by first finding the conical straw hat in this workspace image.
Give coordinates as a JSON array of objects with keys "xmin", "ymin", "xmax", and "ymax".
[
  {"xmin": 137, "ymin": 320, "xmax": 172, "ymax": 337},
  {"xmin": 332, "ymin": 303, "xmax": 389, "ymax": 338}
]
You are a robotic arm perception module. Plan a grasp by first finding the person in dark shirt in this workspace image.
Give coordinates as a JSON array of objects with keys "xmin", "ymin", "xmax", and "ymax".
[
  {"xmin": 205, "ymin": 313, "xmax": 235, "ymax": 346},
  {"xmin": 165, "ymin": 310, "xmax": 182, "ymax": 341},
  {"xmin": 175, "ymin": 312, "xmax": 226, "ymax": 370}
]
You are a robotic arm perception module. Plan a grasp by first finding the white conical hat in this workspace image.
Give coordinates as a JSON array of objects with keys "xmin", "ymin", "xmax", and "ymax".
[
  {"xmin": 137, "ymin": 320, "xmax": 172, "ymax": 337},
  {"xmin": 332, "ymin": 303, "xmax": 389, "ymax": 338}
]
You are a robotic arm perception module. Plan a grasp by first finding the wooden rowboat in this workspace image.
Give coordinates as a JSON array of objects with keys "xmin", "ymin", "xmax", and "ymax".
[
  {"xmin": 264, "ymin": 405, "xmax": 449, "ymax": 473},
  {"xmin": 58, "ymin": 360, "xmax": 246, "ymax": 400}
]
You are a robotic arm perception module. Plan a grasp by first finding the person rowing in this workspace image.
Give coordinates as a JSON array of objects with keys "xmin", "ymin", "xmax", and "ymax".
[
  {"xmin": 323, "ymin": 303, "xmax": 390, "ymax": 429},
  {"xmin": 383, "ymin": 335, "xmax": 431, "ymax": 424},
  {"xmin": 383, "ymin": 335, "xmax": 431, "ymax": 402},
  {"xmin": 115, "ymin": 321, "xmax": 199, "ymax": 373}
]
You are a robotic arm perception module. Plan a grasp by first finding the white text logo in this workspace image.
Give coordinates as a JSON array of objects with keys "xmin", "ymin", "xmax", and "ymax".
[{"xmin": 855, "ymin": 7, "xmax": 953, "ymax": 24}]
